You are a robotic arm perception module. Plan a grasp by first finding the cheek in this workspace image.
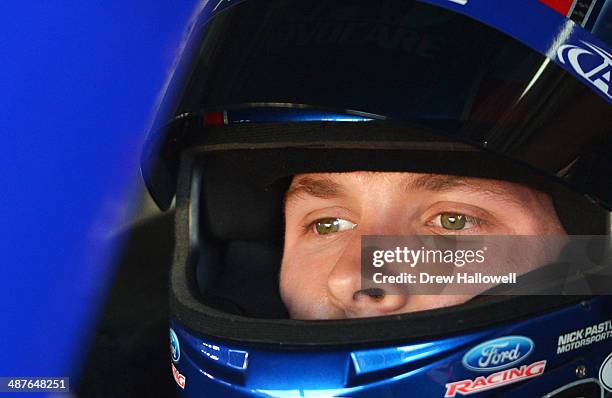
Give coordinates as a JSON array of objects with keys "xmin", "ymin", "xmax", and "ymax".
[
  {"xmin": 279, "ymin": 253, "xmax": 329, "ymax": 315},
  {"xmin": 497, "ymin": 237, "xmax": 567, "ymax": 273},
  {"xmin": 280, "ymin": 243, "xmax": 350, "ymax": 319}
]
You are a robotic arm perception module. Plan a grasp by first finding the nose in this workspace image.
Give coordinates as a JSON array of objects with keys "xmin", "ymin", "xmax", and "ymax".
[{"xmin": 327, "ymin": 234, "xmax": 408, "ymax": 318}]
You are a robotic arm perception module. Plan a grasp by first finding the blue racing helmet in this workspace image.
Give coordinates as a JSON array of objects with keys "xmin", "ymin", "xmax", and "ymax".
[{"xmin": 141, "ymin": 0, "xmax": 612, "ymax": 396}]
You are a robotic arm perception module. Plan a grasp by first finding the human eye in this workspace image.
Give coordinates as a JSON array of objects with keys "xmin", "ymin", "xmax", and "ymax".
[
  {"xmin": 429, "ymin": 212, "xmax": 484, "ymax": 233},
  {"xmin": 309, "ymin": 217, "xmax": 357, "ymax": 236}
]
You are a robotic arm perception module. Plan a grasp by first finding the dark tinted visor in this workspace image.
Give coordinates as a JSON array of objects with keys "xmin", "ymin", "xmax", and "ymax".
[{"xmin": 143, "ymin": 0, "xmax": 611, "ymax": 210}]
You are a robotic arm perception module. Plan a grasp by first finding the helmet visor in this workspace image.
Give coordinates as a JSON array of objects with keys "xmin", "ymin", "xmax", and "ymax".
[{"xmin": 144, "ymin": 0, "xmax": 611, "ymax": 210}]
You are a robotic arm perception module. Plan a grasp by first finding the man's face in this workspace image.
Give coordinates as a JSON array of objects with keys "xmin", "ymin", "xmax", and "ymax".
[{"xmin": 280, "ymin": 171, "xmax": 566, "ymax": 320}]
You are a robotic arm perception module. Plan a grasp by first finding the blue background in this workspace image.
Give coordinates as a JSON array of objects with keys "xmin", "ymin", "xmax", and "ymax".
[{"xmin": 0, "ymin": 0, "xmax": 202, "ymax": 386}]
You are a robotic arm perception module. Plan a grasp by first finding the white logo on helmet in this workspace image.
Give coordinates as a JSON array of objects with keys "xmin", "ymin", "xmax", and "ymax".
[
  {"xmin": 557, "ymin": 40, "xmax": 612, "ymax": 100},
  {"xmin": 600, "ymin": 352, "xmax": 612, "ymax": 392}
]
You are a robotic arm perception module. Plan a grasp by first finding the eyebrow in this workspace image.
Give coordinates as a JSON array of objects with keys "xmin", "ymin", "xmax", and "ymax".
[
  {"xmin": 405, "ymin": 174, "xmax": 483, "ymax": 192},
  {"xmin": 285, "ymin": 176, "xmax": 346, "ymax": 201},
  {"xmin": 404, "ymin": 174, "xmax": 524, "ymax": 205}
]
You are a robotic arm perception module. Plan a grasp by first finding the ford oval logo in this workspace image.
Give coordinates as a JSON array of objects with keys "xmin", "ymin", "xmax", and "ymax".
[{"xmin": 462, "ymin": 336, "xmax": 534, "ymax": 372}]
